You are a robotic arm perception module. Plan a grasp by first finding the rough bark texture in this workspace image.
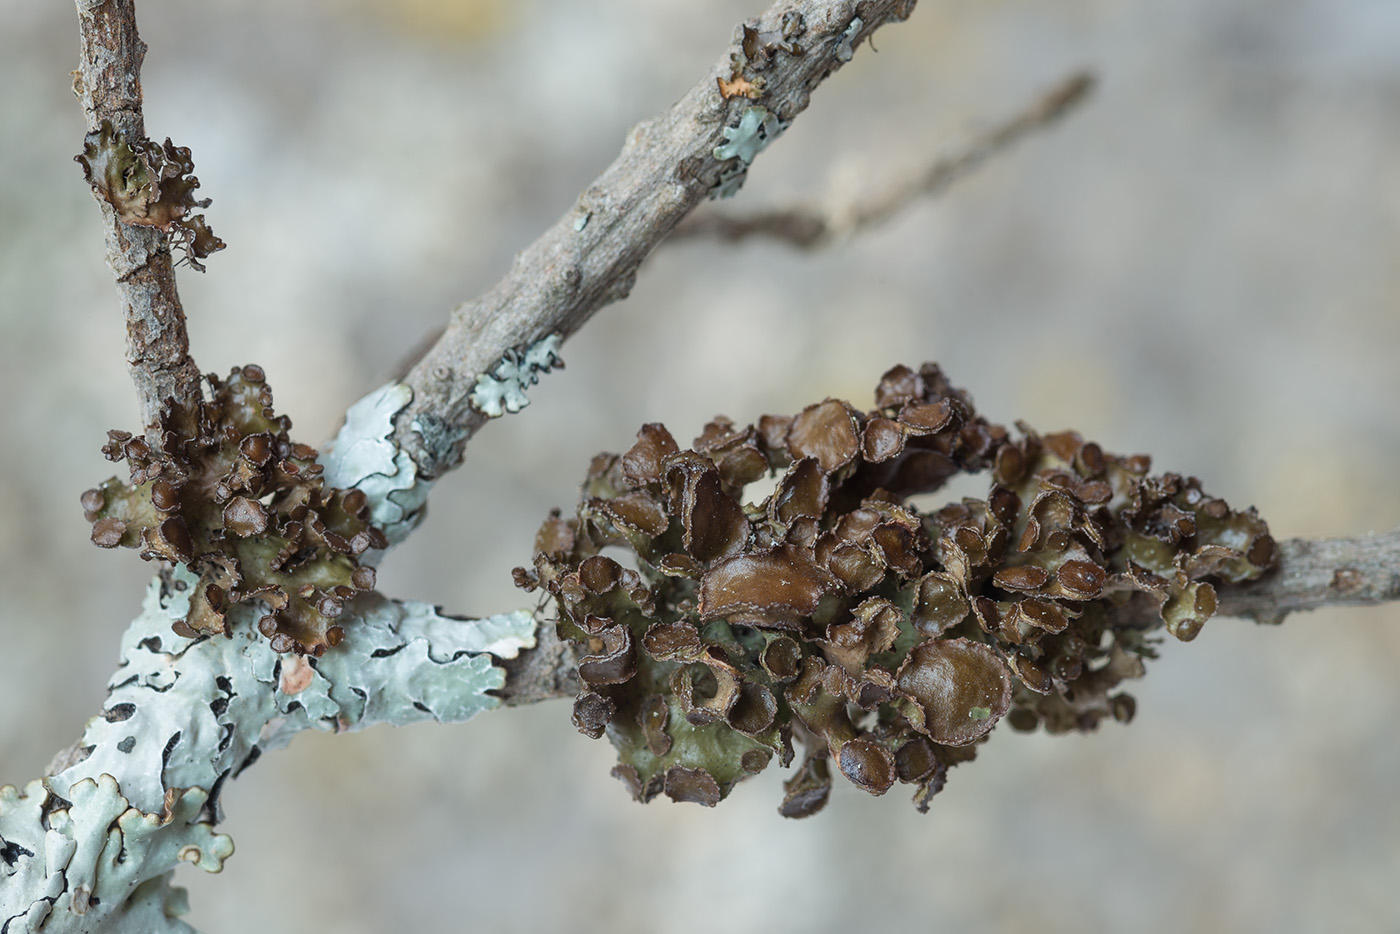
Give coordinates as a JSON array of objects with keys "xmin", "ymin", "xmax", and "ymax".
[
  {"xmin": 1217, "ymin": 529, "xmax": 1400, "ymax": 624},
  {"xmin": 495, "ymin": 615, "xmax": 581, "ymax": 707},
  {"xmin": 75, "ymin": 0, "xmax": 202, "ymax": 432},
  {"xmin": 396, "ymin": 0, "xmax": 919, "ymax": 479}
]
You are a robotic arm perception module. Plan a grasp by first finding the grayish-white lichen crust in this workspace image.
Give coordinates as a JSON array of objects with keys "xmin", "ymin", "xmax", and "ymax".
[
  {"xmin": 710, "ymin": 106, "xmax": 789, "ymax": 199},
  {"xmin": 468, "ymin": 333, "xmax": 564, "ymax": 418},
  {"xmin": 714, "ymin": 106, "xmax": 784, "ymax": 165},
  {"xmin": 320, "ymin": 381, "xmax": 432, "ymax": 547},
  {"xmin": 835, "ymin": 16, "xmax": 863, "ymax": 62},
  {"xmin": 2, "ymin": 578, "xmax": 537, "ymax": 934},
  {"xmin": 1, "ymin": 774, "xmax": 220, "ymax": 934}
]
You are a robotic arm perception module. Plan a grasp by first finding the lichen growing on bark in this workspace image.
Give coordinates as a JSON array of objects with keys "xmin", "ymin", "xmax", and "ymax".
[
  {"xmin": 82, "ymin": 366, "xmax": 388, "ymax": 655},
  {"xmin": 75, "ymin": 120, "xmax": 225, "ymax": 271},
  {"xmin": 518, "ymin": 363, "xmax": 1275, "ymax": 816}
]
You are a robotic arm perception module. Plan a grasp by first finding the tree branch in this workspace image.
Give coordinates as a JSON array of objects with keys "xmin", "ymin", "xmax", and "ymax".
[
  {"xmin": 1216, "ymin": 528, "xmax": 1400, "ymax": 624},
  {"xmin": 75, "ymin": 0, "xmax": 202, "ymax": 432},
  {"xmin": 3, "ymin": 389, "xmax": 530, "ymax": 934},
  {"xmin": 395, "ymin": 0, "xmax": 919, "ymax": 479},
  {"xmin": 1, "ymin": 584, "xmax": 533, "ymax": 934},
  {"xmin": 22, "ymin": 0, "xmax": 1393, "ymax": 929},
  {"xmin": 15, "ymin": 6, "xmax": 940, "ymax": 928},
  {"xmin": 669, "ymin": 69, "xmax": 1095, "ymax": 247}
]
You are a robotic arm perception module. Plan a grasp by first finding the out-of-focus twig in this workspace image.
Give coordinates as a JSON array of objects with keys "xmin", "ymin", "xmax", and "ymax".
[
  {"xmin": 75, "ymin": 0, "xmax": 202, "ymax": 433},
  {"xmin": 670, "ymin": 69, "xmax": 1095, "ymax": 248}
]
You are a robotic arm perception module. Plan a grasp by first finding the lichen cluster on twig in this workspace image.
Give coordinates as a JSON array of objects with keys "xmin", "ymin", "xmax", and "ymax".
[
  {"xmin": 76, "ymin": 120, "xmax": 225, "ymax": 272},
  {"xmin": 17, "ymin": 0, "xmax": 1396, "ymax": 930},
  {"xmin": 518, "ymin": 364, "xmax": 1275, "ymax": 815},
  {"xmin": 74, "ymin": 0, "xmax": 207, "ymax": 429},
  {"xmin": 83, "ymin": 366, "xmax": 387, "ymax": 656}
]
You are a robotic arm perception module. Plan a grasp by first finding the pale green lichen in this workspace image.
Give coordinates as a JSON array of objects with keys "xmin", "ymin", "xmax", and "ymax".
[
  {"xmin": 51, "ymin": 580, "xmax": 535, "ymax": 816},
  {"xmin": 321, "ymin": 381, "xmax": 431, "ymax": 546},
  {"xmin": 0, "ymin": 775, "xmax": 230, "ymax": 934},
  {"xmin": 12, "ymin": 374, "xmax": 540, "ymax": 931},
  {"xmin": 713, "ymin": 106, "xmax": 786, "ymax": 165},
  {"xmin": 9, "ymin": 576, "xmax": 537, "ymax": 933},
  {"xmin": 709, "ymin": 106, "xmax": 789, "ymax": 200},
  {"xmin": 469, "ymin": 334, "xmax": 565, "ymax": 418},
  {"xmin": 835, "ymin": 17, "xmax": 863, "ymax": 63},
  {"xmin": 711, "ymin": 164, "xmax": 748, "ymax": 200}
]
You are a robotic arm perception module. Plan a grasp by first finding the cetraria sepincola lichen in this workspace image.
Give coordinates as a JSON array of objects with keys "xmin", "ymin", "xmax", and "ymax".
[
  {"xmin": 75, "ymin": 119, "xmax": 225, "ymax": 271},
  {"xmin": 516, "ymin": 363, "xmax": 1276, "ymax": 817},
  {"xmin": 82, "ymin": 365, "xmax": 388, "ymax": 655}
]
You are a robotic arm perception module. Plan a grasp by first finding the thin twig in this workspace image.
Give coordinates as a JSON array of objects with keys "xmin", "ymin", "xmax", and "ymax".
[
  {"xmin": 75, "ymin": 0, "xmax": 202, "ymax": 433},
  {"xmin": 1217, "ymin": 528, "xmax": 1400, "ymax": 624},
  {"xmin": 396, "ymin": 0, "xmax": 920, "ymax": 479},
  {"xmin": 670, "ymin": 69, "xmax": 1096, "ymax": 247}
]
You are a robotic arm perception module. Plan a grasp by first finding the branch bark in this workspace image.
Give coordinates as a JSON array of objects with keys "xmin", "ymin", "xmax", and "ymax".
[
  {"xmin": 396, "ymin": 0, "xmax": 919, "ymax": 479},
  {"xmin": 669, "ymin": 69, "xmax": 1095, "ymax": 247},
  {"xmin": 1216, "ymin": 528, "xmax": 1400, "ymax": 624},
  {"xmin": 75, "ymin": 0, "xmax": 202, "ymax": 432}
]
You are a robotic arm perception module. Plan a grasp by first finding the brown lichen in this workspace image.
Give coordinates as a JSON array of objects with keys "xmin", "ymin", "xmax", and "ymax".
[
  {"xmin": 83, "ymin": 366, "xmax": 386, "ymax": 655},
  {"xmin": 75, "ymin": 120, "xmax": 225, "ymax": 271},
  {"xmin": 517, "ymin": 363, "xmax": 1275, "ymax": 816}
]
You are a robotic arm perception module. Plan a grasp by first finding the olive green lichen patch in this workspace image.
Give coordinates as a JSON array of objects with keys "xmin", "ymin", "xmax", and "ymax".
[
  {"xmin": 75, "ymin": 120, "xmax": 225, "ymax": 271},
  {"xmin": 518, "ymin": 363, "xmax": 1275, "ymax": 817},
  {"xmin": 83, "ymin": 365, "xmax": 388, "ymax": 655}
]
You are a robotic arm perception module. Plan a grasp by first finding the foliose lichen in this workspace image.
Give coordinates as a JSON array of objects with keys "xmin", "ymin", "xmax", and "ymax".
[
  {"xmin": 714, "ymin": 106, "xmax": 787, "ymax": 166},
  {"xmin": 82, "ymin": 365, "xmax": 388, "ymax": 655},
  {"xmin": 517, "ymin": 363, "xmax": 1275, "ymax": 816},
  {"xmin": 469, "ymin": 334, "xmax": 565, "ymax": 418},
  {"xmin": 75, "ymin": 120, "xmax": 225, "ymax": 271},
  {"xmin": 0, "ymin": 775, "xmax": 230, "ymax": 934},
  {"xmin": 320, "ymin": 381, "xmax": 432, "ymax": 545},
  {"xmin": 2, "ymin": 578, "xmax": 536, "ymax": 933},
  {"xmin": 716, "ymin": 17, "xmax": 805, "ymax": 100},
  {"xmin": 709, "ymin": 106, "xmax": 789, "ymax": 200},
  {"xmin": 835, "ymin": 17, "xmax": 863, "ymax": 63}
]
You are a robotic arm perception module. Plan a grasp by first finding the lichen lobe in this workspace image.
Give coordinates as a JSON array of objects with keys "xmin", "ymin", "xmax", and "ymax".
[
  {"xmin": 519, "ymin": 362, "xmax": 1275, "ymax": 817},
  {"xmin": 83, "ymin": 365, "xmax": 387, "ymax": 655},
  {"xmin": 75, "ymin": 119, "xmax": 225, "ymax": 271}
]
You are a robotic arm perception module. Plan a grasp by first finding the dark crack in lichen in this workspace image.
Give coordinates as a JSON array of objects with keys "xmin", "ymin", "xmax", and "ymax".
[
  {"xmin": 516, "ymin": 363, "xmax": 1275, "ymax": 817},
  {"xmin": 83, "ymin": 366, "xmax": 387, "ymax": 655},
  {"xmin": 75, "ymin": 120, "xmax": 225, "ymax": 271}
]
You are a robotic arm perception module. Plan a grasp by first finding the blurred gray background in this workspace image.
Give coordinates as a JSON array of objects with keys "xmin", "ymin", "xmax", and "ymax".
[{"xmin": 3, "ymin": 0, "xmax": 1399, "ymax": 931}]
